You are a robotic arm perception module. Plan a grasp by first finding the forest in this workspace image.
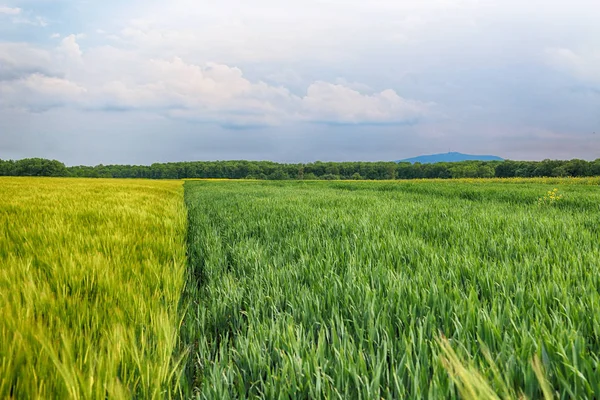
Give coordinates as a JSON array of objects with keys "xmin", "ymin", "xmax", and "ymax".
[{"xmin": 1, "ymin": 157, "xmax": 599, "ymax": 180}]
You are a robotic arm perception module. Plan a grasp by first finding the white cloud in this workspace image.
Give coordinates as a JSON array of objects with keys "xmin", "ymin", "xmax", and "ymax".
[
  {"xmin": 302, "ymin": 82, "xmax": 428, "ymax": 124},
  {"xmin": 12, "ymin": 15, "xmax": 48, "ymax": 27},
  {"xmin": 91, "ymin": 57, "xmax": 428, "ymax": 124},
  {"xmin": 546, "ymin": 48, "xmax": 600, "ymax": 84},
  {"xmin": 0, "ymin": 6, "xmax": 20, "ymax": 15},
  {"xmin": 58, "ymin": 35, "xmax": 83, "ymax": 61},
  {"xmin": 2, "ymin": 0, "xmax": 600, "ymax": 162},
  {"xmin": 23, "ymin": 74, "xmax": 86, "ymax": 96},
  {"xmin": 103, "ymin": 1, "xmax": 459, "ymax": 64},
  {"xmin": 0, "ymin": 74, "xmax": 86, "ymax": 110},
  {"xmin": 87, "ymin": 57, "xmax": 292, "ymax": 123},
  {"xmin": 0, "ymin": 38, "xmax": 428, "ymax": 126},
  {"xmin": 0, "ymin": 43, "xmax": 55, "ymax": 79}
]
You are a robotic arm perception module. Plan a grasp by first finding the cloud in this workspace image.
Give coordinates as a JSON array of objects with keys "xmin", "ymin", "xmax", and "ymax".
[
  {"xmin": 0, "ymin": 43, "xmax": 55, "ymax": 80},
  {"xmin": 0, "ymin": 73, "xmax": 86, "ymax": 111},
  {"xmin": 0, "ymin": 38, "xmax": 429, "ymax": 127},
  {"xmin": 302, "ymin": 82, "xmax": 428, "ymax": 124},
  {"xmin": 89, "ymin": 57, "xmax": 295, "ymax": 123},
  {"xmin": 3, "ymin": 0, "xmax": 600, "ymax": 163},
  {"xmin": 102, "ymin": 1, "xmax": 470, "ymax": 64},
  {"xmin": 0, "ymin": 6, "xmax": 20, "ymax": 15},
  {"xmin": 1, "ymin": 5, "xmax": 48, "ymax": 27},
  {"xmin": 89, "ymin": 57, "xmax": 426, "ymax": 126},
  {"xmin": 58, "ymin": 34, "xmax": 83, "ymax": 61},
  {"xmin": 12, "ymin": 15, "xmax": 48, "ymax": 27},
  {"xmin": 546, "ymin": 48, "xmax": 600, "ymax": 84}
]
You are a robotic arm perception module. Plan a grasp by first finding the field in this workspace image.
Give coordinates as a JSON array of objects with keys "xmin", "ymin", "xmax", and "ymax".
[
  {"xmin": 0, "ymin": 178, "xmax": 187, "ymax": 399},
  {"xmin": 183, "ymin": 179, "xmax": 600, "ymax": 399},
  {"xmin": 2, "ymin": 177, "xmax": 600, "ymax": 399}
]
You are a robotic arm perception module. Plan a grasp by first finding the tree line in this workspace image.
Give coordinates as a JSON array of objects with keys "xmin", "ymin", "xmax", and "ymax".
[{"xmin": 1, "ymin": 157, "xmax": 600, "ymax": 180}]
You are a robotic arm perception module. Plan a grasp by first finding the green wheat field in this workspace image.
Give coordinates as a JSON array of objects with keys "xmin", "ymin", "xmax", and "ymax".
[{"xmin": 2, "ymin": 177, "xmax": 600, "ymax": 399}]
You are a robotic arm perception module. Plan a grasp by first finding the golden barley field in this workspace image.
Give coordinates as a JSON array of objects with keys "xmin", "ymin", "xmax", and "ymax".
[{"xmin": 0, "ymin": 178, "xmax": 187, "ymax": 399}]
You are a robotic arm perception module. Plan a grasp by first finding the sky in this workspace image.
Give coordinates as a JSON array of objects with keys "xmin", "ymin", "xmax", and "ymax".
[{"xmin": 0, "ymin": 0, "xmax": 599, "ymax": 165}]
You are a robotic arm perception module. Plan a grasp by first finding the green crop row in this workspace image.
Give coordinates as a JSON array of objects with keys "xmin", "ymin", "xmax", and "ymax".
[{"xmin": 182, "ymin": 180, "xmax": 600, "ymax": 399}]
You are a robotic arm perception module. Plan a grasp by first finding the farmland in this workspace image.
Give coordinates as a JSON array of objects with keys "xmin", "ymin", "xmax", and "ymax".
[
  {"xmin": 0, "ymin": 178, "xmax": 187, "ymax": 399},
  {"xmin": 2, "ymin": 177, "xmax": 600, "ymax": 399},
  {"xmin": 183, "ymin": 179, "xmax": 600, "ymax": 399}
]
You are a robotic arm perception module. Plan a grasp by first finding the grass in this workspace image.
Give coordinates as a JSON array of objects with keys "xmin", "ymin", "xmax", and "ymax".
[
  {"xmin": 3, "ymin": 176, "xmax": 599, "ymax": 399},
  {"xmin": 183, "ymin": 179, "xmax": 600, "ymax": 399},
  {"xmin": 0, "ymin": 177, "xmax": 188, "ymax": 399}
]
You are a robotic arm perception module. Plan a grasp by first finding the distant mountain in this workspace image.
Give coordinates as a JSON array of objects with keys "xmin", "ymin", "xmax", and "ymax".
[{"xmin": 398, "ymin": 152, "xmax": 504, "ymax": 164}]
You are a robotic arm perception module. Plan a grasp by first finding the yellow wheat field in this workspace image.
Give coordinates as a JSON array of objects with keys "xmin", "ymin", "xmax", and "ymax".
[{"xmin": 0, "ymin": 178, "xmax": 187, "ymax": 399}]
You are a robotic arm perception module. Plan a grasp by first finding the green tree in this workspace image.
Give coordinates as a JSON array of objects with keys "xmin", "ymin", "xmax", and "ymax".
[
  {"xmin": 268, "ymin": 169, "xmax": 289, "ymax": 180},
  {"xmin": 14, "ymin": 158, "xmax": 68, "ymax": 177},
  {"xmin": 320, "ymin": 173, "xmax": 340, "ymax": 180}
]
